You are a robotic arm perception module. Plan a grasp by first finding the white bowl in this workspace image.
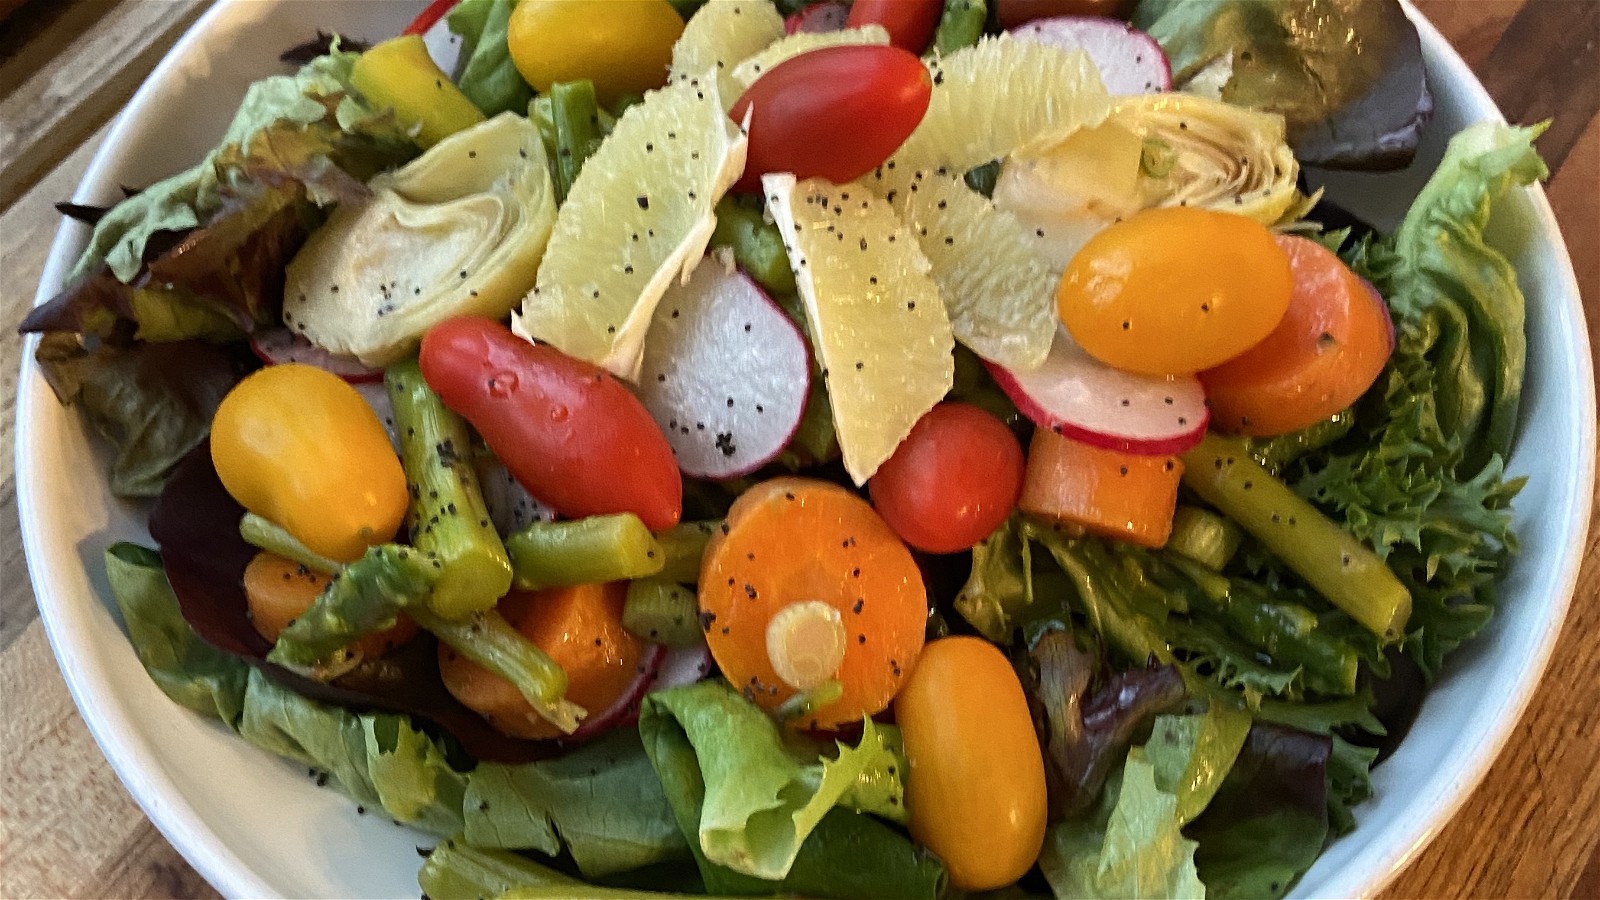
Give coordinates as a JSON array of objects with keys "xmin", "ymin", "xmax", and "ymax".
[{"xmin": 16, "ymin": 2, "xmax": 1595, "ymax": 898}]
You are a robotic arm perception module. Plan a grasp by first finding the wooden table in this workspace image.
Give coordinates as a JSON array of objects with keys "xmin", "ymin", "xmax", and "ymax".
[{"xmin": 1, "ymin": 1, "xmax": 1595, "ymax": 897}]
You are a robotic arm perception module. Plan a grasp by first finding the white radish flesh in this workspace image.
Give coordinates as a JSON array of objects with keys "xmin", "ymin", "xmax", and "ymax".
[
  {"xmin": 786, "ymin": 1, "xmax": 848, "ymax": 34},
  {"xmin": 1010, "ymin": 17, "xmax": 1171, "ymax": 95},
  {"xmin": 475, "ymin": 457, "xmax": 559, "ymax": 536},
  {"xmin": 637, "ymin": 261, "xmax": 811, "ymax": 480},
  {"xmin": 986, "ymin": 326, "xmax": 1208, "ymax": 454}
]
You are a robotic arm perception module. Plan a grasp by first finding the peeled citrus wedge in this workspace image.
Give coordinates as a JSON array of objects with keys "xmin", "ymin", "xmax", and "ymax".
[
  {"xmin": 866, "ymin": 36, "xmax": 1113, "ymax": 371},
  {"xmin": 513, "ymin": 77, "xmax": 747, "ymax": 380},
  {"xmin": 669, "ymin": 0, "xmax": 785, "ymax": 110},
  {"xmin": 762, "ymin": 173, "xmax": 954, "ymax": 484}
]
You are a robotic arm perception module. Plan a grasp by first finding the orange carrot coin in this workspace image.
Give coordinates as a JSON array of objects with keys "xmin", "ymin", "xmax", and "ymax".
[{"xmin": 699, "ymin": 477, "xmax": 927, "ymax": 729}]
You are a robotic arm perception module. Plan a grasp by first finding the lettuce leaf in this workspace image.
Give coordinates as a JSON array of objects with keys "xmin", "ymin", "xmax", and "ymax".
[
  {"xmin": 464, "ymin": 730, "xmax": 688, "ymax": 878},
  {"xmin": 449, "ymin": 0, "xmax": 535, "ymax": 117},
  {"xmin": 638, "ymin": 682, "xmax": 945, "ymax": 898},
  {"xmin": 1039, "ymin": 747, "xmax": 1205, "ymax": 900},
  {"xmin": 635, "ymin": 681, "xmax": 905, "ymax": 880},
  {"xmin": 1144, "ymin": 709, "xmax": 1251, "ymax": 827},
  {"xmin": 37, "ymin": 338, "xmax": 240, "ymax": 497},
  {"xmin": 1293, "ymin": 122, "xmax": 1545, "ymax": 677},
  {"xmin": 954, "ymin": 514, "xmax": 1034, "ymax": 642}
]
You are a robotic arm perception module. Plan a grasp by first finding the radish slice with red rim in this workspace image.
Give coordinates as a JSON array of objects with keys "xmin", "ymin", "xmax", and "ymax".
[
  {"xmin": 786, "ymin": 1, "xmax": 849, "ymax": 34},
  {"xmin": 1010, "ymin": 17, "xmax": 1172, "ymax": 96},
  {"xmin": 986, "ymin": 326, "xmax": 1208, "ymax": 455},
  {"xmin": 651, "ymin": 639, "xmax": 715, "ymax": 693},
  {"xmin": 251, "ymin": 328, "xmax": 384, "ymax": 383},
  {"xmin": 562, "ymin": 642, "xmax": 669, "ymax": 743},
  {"xmin": 637, "ymin": 261, "xmax": 811, "ymax": 480}
]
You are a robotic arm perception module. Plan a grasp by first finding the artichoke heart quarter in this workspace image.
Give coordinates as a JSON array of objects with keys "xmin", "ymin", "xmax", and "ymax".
[
  {"xmin": 1117, "ymin": 93, "xmax": 1302, "ymax": 225},
  {"xmin": 283, "ymin": 113, "xmax": 556, "ymax": 366}
]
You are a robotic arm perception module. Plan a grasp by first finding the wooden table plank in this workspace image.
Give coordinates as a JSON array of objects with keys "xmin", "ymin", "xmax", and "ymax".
[{"xmin": 0, "ymin": 1, "xmax": 1595, "ymax": 898}]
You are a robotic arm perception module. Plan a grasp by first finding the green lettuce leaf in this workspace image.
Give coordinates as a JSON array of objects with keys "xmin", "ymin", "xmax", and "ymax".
[
  {"xmin": 38, "ymin": 338, "xmax": 240, "ymax": 497},
  {"xmin": 464, "ymin": 730, "xmax": 688, "ymax": 878},
  {"xmin": 954, "ymin": 514, "xmax": 1034, "ymax": 642},
  {"xmin": 104, "ymin": 542, "xmax": 249, "ymax": 722},
  {"xmin": 1144, "ymin": 708, "xmax": 1251, "ymax": 827},
  {"xmin": 1293, "ymin": 122, "xmax": 1545, "ymax": 677},
  {"xmin": 635, "ymin": 681, "xmax": 905, "ymax": 880},
  {"xmin": 449, "ymin": 0, "xmax": 535, "ymax": 117},
  {"xmin": 1039, "ymin": 747, "xmax": 1205, "ymax": 900},
  {"xmin": 639, "ymin": 682, "xmax": 944, "ymax": 898}
]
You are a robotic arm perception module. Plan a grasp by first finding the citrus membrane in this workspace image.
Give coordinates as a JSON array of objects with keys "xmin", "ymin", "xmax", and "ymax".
[
  {"xmin": 866, "ymin": 36, "xmax": 1113, "ymax": 371},
  {"xmin": 668, "ymin": 0, "xmax": 785, "ymax": 111},
  {"xmin": 762, "ymin": 173, "xmax": 954, "ymax": 484},
  {"xmin": 513, "ymin": 77, "xmax": 747, "ymax": 380}
]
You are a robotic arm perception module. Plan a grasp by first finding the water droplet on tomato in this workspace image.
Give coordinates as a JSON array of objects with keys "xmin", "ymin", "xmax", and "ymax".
[{"xmin": 488, "ymin": 372, "xmax": 518, "ymax": 397}]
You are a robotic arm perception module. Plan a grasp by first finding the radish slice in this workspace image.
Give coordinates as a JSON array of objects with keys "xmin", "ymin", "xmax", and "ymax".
[
  {"xmin": 475, "ymin": 457, "xmax": 559, "ymax": 536},
  {"xmin": 563, "ymin": 642, "xmax": 668, "ymax": 743},
  {"xmin": 651, "ymin": 639, "xmax": 716, "ymax": 692},
  {"xmin": 1010, "ymin": 17, "xmax": 1171, "ymax": 95},
  {"xmin": 637, "ymin": 261, "xmax": 811, "ymax": 480},
  {"xmin": 786, "ymin": 1, "xmax": 848, "ymax": 34},
  {"xmin": 251, "ymin": 328, "xmax": 384, "ymax": 382},
  {"xmin": 986, "ymin": 327, "xmax": 1208, "ymax": 455},
  {"xmin": 403, "ymin": 0, "xmax": 459, "ymax": 37}
]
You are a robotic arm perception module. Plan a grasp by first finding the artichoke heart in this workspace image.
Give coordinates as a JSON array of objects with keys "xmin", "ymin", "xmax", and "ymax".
[
  {"xmin": 284, "ymin": 113, "xmax": 556, "ymax": 366},
  {"xmin": 995, "ymin": 93, "xmax": 1303, "ymax": 270}
]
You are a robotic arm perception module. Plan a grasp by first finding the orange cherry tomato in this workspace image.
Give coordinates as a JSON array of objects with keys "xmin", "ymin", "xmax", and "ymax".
[
  {"xmin": 439, "ymin": 583, "xmax": 646, "ymax": 740},
  {"xmin": 1200, "ymin": 234, "xmax": 1395, "ymax": 436},
  {"xmin": 896, "ymin": 636, "xmax": 1048, "ymax": 892},
  {"xmin": 846, "ymin": 0, "xmax": 944, "ymax": 53},
  {"xmin": 869, "ymin": 403, "xmax": 1024, "ymax": 553},
  {"xmin": 1056, "ymin": 207, "xmax": 1293, "ymax": 376}
]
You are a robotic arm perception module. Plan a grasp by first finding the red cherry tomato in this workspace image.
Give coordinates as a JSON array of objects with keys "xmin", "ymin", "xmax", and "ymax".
[
  {"xmin": 996, "ymin": 0, "xmax": 1134, "ymax": 29},
  {"xmin": 846, "ymin": 0, "xmax": 943, "ymax": 53},
  {"xmin": 730, "ymin": 44, "xmax": 932, "ymax": 192},
  {"xmin": 869, "ymin": 403, "xmax": 1024, "ymax": 553},
  {"xmin": 419, "ymin": 316, "xmax": 681, "ymax": 531}
]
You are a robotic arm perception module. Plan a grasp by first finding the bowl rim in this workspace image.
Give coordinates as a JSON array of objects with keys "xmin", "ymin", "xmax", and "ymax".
[{"xmin": 14, "ymin": 2, "xmax": 1595, "ymax": 898}]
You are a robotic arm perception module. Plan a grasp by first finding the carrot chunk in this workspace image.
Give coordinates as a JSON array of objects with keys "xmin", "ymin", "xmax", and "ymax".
[{"xmin": 1018, "ymin": 430, "xmax": 1183, "ymax": 549}]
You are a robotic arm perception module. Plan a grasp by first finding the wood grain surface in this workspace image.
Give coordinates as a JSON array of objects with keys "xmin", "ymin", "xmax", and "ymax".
[{"xmin": 1, "ymin": 1, "xmax": 1595, "ymax": 898}]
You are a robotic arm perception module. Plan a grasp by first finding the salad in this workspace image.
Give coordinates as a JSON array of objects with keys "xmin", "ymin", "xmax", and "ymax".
[{"xmin": 21, "ymin": 0, "xmax": 1549, "ymax": 897}]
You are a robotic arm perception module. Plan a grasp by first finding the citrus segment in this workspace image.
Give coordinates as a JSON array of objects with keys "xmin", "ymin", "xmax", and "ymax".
[
  {"xmin": 729, "ymin": 25, "xmax": 890, "ymax": 93},
  {"xmin": 762, "ymin": 173, "xmax": 954, "ymax": 484},
  {"xmin": 669, "ymin": 0, "xmax": 786, "ymax": 110},
  {"xmin": 513, "ymin": 78, "xmax": 747, "ymax": 380}
]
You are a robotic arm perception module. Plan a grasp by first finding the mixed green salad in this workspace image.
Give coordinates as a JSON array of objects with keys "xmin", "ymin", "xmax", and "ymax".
[{"xmin": 23, "ymin": 0, "xmax": 1549, "ymax": 897}]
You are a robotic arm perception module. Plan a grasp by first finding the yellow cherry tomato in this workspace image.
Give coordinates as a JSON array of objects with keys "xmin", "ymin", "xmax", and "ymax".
[
  {"xmin": 211, "ymin": 364, "xmax": 406, "ymax": 563},
  {"xmin": 895, "ymin": 636, "xmax": 1047, "ymax": 892},
  {"xmin": 507, "ymin": 0, "xmax": 684, "ymax": 106},
  {"xmin": 1057, "ymin": 206, "xmax": 1293, "ymax": 376}
]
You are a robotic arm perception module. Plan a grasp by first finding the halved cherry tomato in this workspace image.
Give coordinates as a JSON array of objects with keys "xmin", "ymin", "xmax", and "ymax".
[
  {"xmin": 699, "ymin": 477, "xmax": 926, "ymax": 729},
  {"xmin": 1019, "ymin": 428, "xmax": 1184, "ymax": 548},
  {"xmin": 1199, "ymin": 235, "xmax": 1395, "ymax": 436},
  {"xmin": 507, "ymin": 0, "xmax": 683, "ymax": 105},
  {"xmin": 997, "ymin": 0, "xmax": 1134, "ymax": 28},
  {"xmin": 896, "ymin": 636, "xmax": 1048, "ymax": 891},
  {"xmin": 1057, "ymin": 206, "xmax": 1293, "ymax": 376},
  {"xmin": 439, "ymin": 583, "xmax": 646, "ymax": 740},
  {"xmin": 419, "ymin": 316, "xmax": 681, "ymax": 531},
  {"xmin": 730, "ymin": 45, "xmax": 932, "ymax": 192},
  {"xmin": 241, "ymin": 551, "xmax": 417, "ymax": 659},
  {"xmin": 846, "ymin": 0, "xmax": 943, "ymax": 53},
  {"xmin": 869, "ymin": 403, "xmax": 1024, "ymax": 553}
]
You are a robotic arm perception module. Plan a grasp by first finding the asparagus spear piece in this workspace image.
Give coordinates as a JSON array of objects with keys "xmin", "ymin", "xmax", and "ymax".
[
  {"xmin": 654, "ymin": 520, "xmax": 719, "ymax": 584},
  {"xmin": 411, "ymin": 603, "xmax": 584, "ymax": 735},
  {"xmin": 387, "ymin": 359, "xmax": 513, "ymax": 620},
  {"xmin": 505, "ymin": 514, "xmax": 665, "ymax": 590},
  {"xmin": 267, "ymin": 544, "xmax": 436, "ymax": 675},
  {"xmin": 709, "ymin": 197, "xmax": 797, "ymax": 295},
  {"xmin": 935, "ymin": 0, "xmax": 986, "ymax": 53},
  {"xmin": 1181, "ymin": 433, "xmax": 1412, "ymax": 642},
  {"xmin": 239, "ymin": 512, "xmax": 342, "ymax": 576},
  {"xmin": 1165, "ymin": 505, "xmax": 1243, "ymax": 571},
  {"xmin": 549, "ymin": 79, "xmax": 603, "ymax": 203}
]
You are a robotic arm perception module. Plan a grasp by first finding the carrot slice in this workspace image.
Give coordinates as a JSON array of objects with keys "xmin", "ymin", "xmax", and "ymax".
[
  {"xmin": 438, "ymin": 582, "xmax": 646, "ymax": 740},
  {"xmin": 1018, "ymin": 430, "xmax": 1184, "ymax": 549},
  {"xmin": 699, "ymin": 477, "xmax": 926, "ymax": 729},
  {"xmin": 1199, "ymin": 234, "xmax": 1394, "ymax": 436},
  {"xmin": 242, "ymin": 551, "xmax": 417, "ymax": 659}
]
